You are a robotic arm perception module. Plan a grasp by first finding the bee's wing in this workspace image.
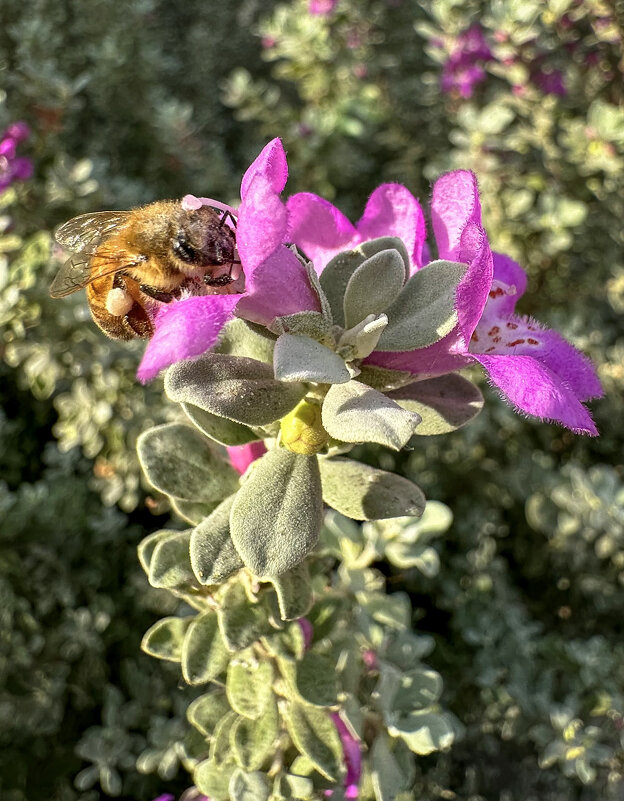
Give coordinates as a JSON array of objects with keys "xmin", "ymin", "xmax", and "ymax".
[
  {"xmin": 51, "ymin": 211, "xmax": 132, "ymax": 298},
  {"xmin": 54, "ymin": 211, "xmax": 131, "ymax": 254},
  {"xmin": 49, "ymin": 254, "xmax": 96, "ymax": 297}
]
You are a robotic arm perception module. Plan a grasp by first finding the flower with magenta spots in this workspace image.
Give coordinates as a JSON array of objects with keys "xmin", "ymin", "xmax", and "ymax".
[
  {"xmin": 287, "ymin": 170, "xmax": 602, "ymax": 435},
  {"xmin": 139, "ymin": 138, "xmax": 601, "ymax": 435}
]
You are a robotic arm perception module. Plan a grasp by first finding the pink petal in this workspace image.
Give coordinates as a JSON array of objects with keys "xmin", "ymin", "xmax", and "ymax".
[
  {"xmin": 471, "ymin": 315, "xmax": 602, "ymax": 403},
  {"xmin": 454, "ymin": 222, "xmax": 494, "ymax": 341},
  {"xmin": 287, "ymin": 192, "xmax": 356, "ymax": 274},
  {"xmin": 356, "ymin": 183, "xmax": 427, "ymax": 268},
  {"xmin": 137, "ymin": 294, "xmax": 241, "ymax": 383},
  {"xmin": 237, "ymin": 173, "xmax": 289, "ymax": 277},
  {"xmin": 227, "ymin": 441, "xmax": 267, "ymax": 474},
  {"xmin": 240, "ymin": 138, "xmax": 288, "ymax": 198},
  {"xmin": 364, "ymin": 335, "xmax": 470, "ymax": 377},
  {"xmin": 236, "ymin": 246, "xmax": 321, "ymax": 326},
  {"xmin": 492, "ymin": 252, "xmax": 527, "ymax": 298},
  {"xmin": 431, "ymin": 170, "xmax": 482, "ymax": 261},
  {"xmin": 473, "ymin": 353, "xmax": 598, "ymax": 435},
  {"xmin": 331, "ymin": 713, "xmax": 362, "ymax": 793}
]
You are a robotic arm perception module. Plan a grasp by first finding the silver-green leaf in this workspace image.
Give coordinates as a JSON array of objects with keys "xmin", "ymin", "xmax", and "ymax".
[
  {"xmin": 388, "ymin": 374, "xmax": 484, "ymax": 434},
  {"xmin": 319, "ymin": 458, "xmax": 426, "ymax": 521},
  {"xmin": 230, "ymin": 449, "xmax": 323, "ymax": 576},
  {"xmin": 322, "ymin": 380, "xmax": 421, "ymax": 450},
  {"xmin": 274, "ymin": 334, "xmax": 350, "ymax": 384},
  {"xmin": 165, "ymin": 354, "xmax": 306, "ymax": 426},
  {"xmin": 137, "ymin": 423, "xmax": 239, "ymax": 502},
  {"xmin": 377, "ymin": 260, "xmax": 467, "ymax": 351},
  {"xmin": 190, "ymin": 495, "xmax": 244, "ymax": 585},
  {"xmin": 343, "ymin": 249, "xmax": 405, "ymax": 329}
]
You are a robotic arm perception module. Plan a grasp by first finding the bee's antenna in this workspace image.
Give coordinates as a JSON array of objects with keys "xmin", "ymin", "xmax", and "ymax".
[{"xmin": 218, "ymin": 210, "xmax": 237, "ymax": 229}]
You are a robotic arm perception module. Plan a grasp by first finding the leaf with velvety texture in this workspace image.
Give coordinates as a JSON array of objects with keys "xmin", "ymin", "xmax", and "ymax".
[
  {"xmin": 377, "ymin": 260, "xmax": 466, "ymax": 351},
  {"xmin": 182, "ymin": 611, "xmax": 230, "ymax": 685},
  {"xmin": 283, "ymin": 702, "xmax": 344, "ymax": 781},
  {"xmin": 388, "ymin": 374, "xmax": 484, "ymax": 434},
  {"xmin": 182, "ymin": 402, "xmax": 259, "ymax": 446},
  {"xmin": 274, "ymin": 334, "xmax": 350, "ymax": 384},
  {"xmin": 322, "ymin": 380, "xmax": 421, "ymax": 450},
  {"xmin": 319, "ymin": 458, "xmax": 426, "ymax": 521},
  {"xmin": 191, "ymin": 495, "xmax": 244, "ymax": 585},
  {"xmin": 230, "ymin": 449, "xmax": 323, "ymax": 576},
  {"xmin": 137, "ymin": 423, "xmax": 239, "ymax": 502},
  {"xmin": 343, "ymin": 249, "xmax": 405, "ymax": 329},
  {"xmin": 165, "ymin": 354, "xmax": 307, "ymax": 426}
]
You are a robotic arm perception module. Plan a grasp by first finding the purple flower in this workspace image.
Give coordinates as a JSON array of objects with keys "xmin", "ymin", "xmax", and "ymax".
[
  {"xmin": 441, "ymin": 25, "xmax": 493, "ymax": 98},
  {"xmin": 531, "ymin": 67, "xmax": 567, "ymax": 97},
  {"xmin": 325, "ymin": 713, "xmax": 361, "ymax": 799},
  {"xmin": 137, "ymin": 139, "xmax": 320, "ymax": 382},
  {"xmin": 152, "ymin": 795, "xmax": 175, "ymax": 801},
  {"xmin": 308, "ymin": 0, "xmax": 339, "ymax": 16},
  {"xmin": 0, "ymin": 121, "xmax": 33, "ymax": 193},
  {"xmin": 287, "ymin": 171, "xmax": 602, "ymax": 435},
  {"xmin": 298, "ymin": 617, "xmax": 314, "ymax": 650},
  {"xmin": 226, "ymin": 441, "xmax": 267, "ymax": 474}
]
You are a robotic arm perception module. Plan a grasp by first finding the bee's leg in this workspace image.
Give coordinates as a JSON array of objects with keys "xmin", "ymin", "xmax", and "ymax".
[
  {"xmin": 204, "ymin": 273, "xmax": 235, "ymax": 287},
  {"xmin": 218, "ymin": 210, "xmax": 237, "ymax": 229},
  {"xmin": 139, "ymin": 284, "xmax": 177, "ymax": 303}
]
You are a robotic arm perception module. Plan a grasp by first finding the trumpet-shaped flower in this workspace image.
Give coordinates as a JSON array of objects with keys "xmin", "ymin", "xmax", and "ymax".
[
  {"xmin": 138, "ymin": 138, "xmax": 600, "ymax": 435},
  {"xmin": 137, "ymin": 139, "xmax": 320, "ymax": 382},
  {"xmin": 287, "ymin": 170, "xmax": 601, "ymax": 435}
]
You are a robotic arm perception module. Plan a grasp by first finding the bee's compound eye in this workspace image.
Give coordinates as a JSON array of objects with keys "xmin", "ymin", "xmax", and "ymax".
[
  {"xmin": 106, "ymin": 287, "xmax": 134, "ymax": 317},
  {"xmin": 172, "ymin": 232, "xmax": 197, "ymax": 263}
]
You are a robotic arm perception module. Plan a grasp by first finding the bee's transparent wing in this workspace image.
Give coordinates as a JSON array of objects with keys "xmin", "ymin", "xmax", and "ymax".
[
  {"xmin": 49, "ymin": 254, "xmax": 95, "ymax": 297},
  {"xmin": 50, "ymin": 211, "xmax": 131, "ymax": 297},
  {"xmin": 54, "ymin": 211, "xmax": 130, "ymax": 254}
]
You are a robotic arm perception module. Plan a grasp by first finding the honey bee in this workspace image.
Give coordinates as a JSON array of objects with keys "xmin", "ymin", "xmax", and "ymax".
[{"xmin": 50, "ymin": 201, "xmax": 240, "ymax": 340}]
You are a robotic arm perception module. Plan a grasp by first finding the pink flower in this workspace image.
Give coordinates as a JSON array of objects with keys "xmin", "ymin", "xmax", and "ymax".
[
  {"xmin": 287, "ymin": 172, "xmax": 602, "ymax": 435},
  {"xmin": 308, "ymin": 0, "xmax": 339, "ymax": 16},
  {"xmin": 0, "ymin": 121, "xmax": 33, "ymax": 193},
  {"xmin": 441, "ymin": 25, "xmax": 493, "ymax": 98},
  {"xmin": 325, "ymin": 714, "xmax": 361, "ymax": 799},
  {"xmin": 137, "ymin": 139, "xmax": 320, "ymax": 382},
  {"xmin": 226, "ymin": 441, "xmax": 267, "ymax": 474},
  {"xmin": 531, "ymin": 67, "xmax": 567, "ymax": 97}
]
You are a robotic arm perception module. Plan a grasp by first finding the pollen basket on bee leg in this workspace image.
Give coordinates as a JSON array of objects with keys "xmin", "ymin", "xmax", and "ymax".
[{"xmin": 106, "ymin": 287, "xmax": 134, "ymax": 317}]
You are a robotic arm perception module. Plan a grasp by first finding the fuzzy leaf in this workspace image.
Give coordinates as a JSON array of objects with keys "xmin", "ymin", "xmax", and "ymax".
[
  {"xmin": 228, "ymin": 769, "xmax": 271, "ymax": 801},
  {"xmin": 274, "ymin": 334, "xmax": 350, "ymax": 384},
  {"xmin": 271, "ymin": 310, "xmax": 334, "ymax": 344},
  {"xmin": 230, "ymin": 702, "xmax": 279, "ymax": 772},
  {"xmin": 377, "ymin": 260, "xmax": 467, "ymax": 351},
  {"xmin": 187, "ymin": 693, "xmax": 231, "ymax": 737},
  {"xmin": 137, "ymin": 529, "xmax": 176, "ymax": 576},
  {"xmin": 279, "ymin": 774, "xmax": 315, "ymax": 800},
  {"xmin": 218, "ymin": 582, "xmax": 272, "ymax": 652},
  {"xmin": 213, "ymin": 317, "xmax": 276, "ymax": 363},
  {"xmin": 149, "ymin": 530, "xmax": 194, "ymax": 589},
  {"xmin": 182, "ymin": 402, "xmax": 259, "ymax": 446},
  {"xmin": 191, "ymin": 495, "xmax": 244, "ymax": 585},
  {"xmin": 165, "ymin": 354, "xmax": 306, "ymax": 426},
  {"xmin": 283, "ymin": 703, "xmax": 344, "ymax": 781},
  {"xmin": 267, "ymin": 561, "xmax": 313, "ymax": 621},
  {"xmin": 137, "ymin": 423, "xmax": 239, "ymax": 502},
  {"xmin": 230, "ymin": 449, "xmax": 323, "ymax": 576},
  {"xmin": 182, "ymin": 611, "xmax": 230, "ymax": 685},
  {"xmin": 371, "ymin": 735, "xmax": 415, "ymax": 801},
  {"xmin": 320, "ymin": 237, "xmax": 410, "ymax": 327},
  {"xmin": 343, "ymin": 249, "xmax": 405, "ymax": 329},
  {"xmin": 389, "ymin": 709, "xmax": 456, "ymax": 755},
  {"xmin": 319, "ymin": 458, "xmax": 426, "ymax": 521},
  {"xmin": 322, "ymin": 381, "xmax": 421, "ymax": 450},
  {"xmin": 141, "ymin": 616, "xmax": 191, "ymax": 662},
  {"xmin": 388, "ymin": 374, "xmax": 484, "ymax": 434},
  {"xmin": 227, "ymin": 656, "xmax": 274, "ymax": 719},
  {"xmin": 195, "ymin": 756, "xmax": 236, "ymax": 801},
  {"xmin": 296, "ymin": 652, "xmax": 338, "ymax": 707},
  {"xmin": 171, "ymin": 498, "xmax": 219, "ymax": 525}
]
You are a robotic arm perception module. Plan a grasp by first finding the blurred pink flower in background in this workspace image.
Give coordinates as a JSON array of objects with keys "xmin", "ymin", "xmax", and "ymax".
[{"xmin": 0, "ymin": 121, "xmax": 33, "ymax": 193}]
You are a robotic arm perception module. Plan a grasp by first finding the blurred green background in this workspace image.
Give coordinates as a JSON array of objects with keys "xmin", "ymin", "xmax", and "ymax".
[{"xmin": 0, "ymin": 0, "xmax": 622, "ymax": 799}]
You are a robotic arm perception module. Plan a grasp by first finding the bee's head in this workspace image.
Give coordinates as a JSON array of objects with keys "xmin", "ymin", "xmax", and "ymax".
[{"xmin": 172, "ymin": 207, "xmax": 236, "ymax": 274}]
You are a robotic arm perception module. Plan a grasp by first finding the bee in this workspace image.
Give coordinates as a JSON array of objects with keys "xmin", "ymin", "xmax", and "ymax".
[{"xmin": 50, "ymin": 201, "xmax": 240, "ymax": 340}]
